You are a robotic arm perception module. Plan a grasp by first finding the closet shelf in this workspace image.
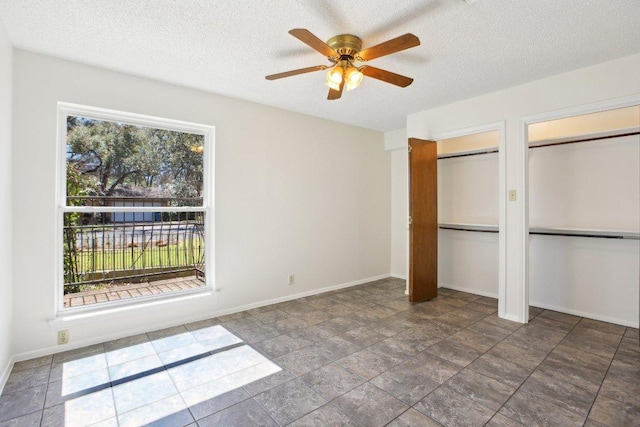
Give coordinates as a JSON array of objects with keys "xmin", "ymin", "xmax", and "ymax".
[{"xmin": 528, "ymin": 127, "xmax": 639, "ymax": 149}]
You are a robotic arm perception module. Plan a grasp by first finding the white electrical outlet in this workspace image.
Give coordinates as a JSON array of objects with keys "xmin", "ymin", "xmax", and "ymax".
[
  {"xmin": 288, "ymin": 274, "xmax": 295, "ymax": 285},
  {"xmin": 58, "ymin": 329, "xmax": 69, "ymax": 345}
]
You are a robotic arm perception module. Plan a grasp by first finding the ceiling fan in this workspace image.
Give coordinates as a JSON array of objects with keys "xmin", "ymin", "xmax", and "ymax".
[{"xmin": 265, "ymin": 29, "xmax": 420, "ymax": 100}]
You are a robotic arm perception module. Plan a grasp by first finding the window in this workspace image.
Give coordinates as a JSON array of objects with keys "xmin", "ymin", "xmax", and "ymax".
[{"xmin": 57, "ymin": 103, "xmax": 214, "ymax": 312}]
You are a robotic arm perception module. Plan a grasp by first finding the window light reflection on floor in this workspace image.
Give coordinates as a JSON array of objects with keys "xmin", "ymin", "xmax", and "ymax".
[{"xmin": 56, "ymin": 325, "xmax": 279, "ymax": 426}]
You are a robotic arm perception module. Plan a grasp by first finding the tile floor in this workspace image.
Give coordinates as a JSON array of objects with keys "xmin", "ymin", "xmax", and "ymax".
[{"xmin": 1, "ymin": 278, "xmax": 638, "ymax": 426}]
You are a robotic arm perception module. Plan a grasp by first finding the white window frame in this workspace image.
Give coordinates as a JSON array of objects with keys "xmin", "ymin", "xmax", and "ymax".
[{"xmin": 55, "ymin": 102, "xmax": 215, "ymax": 315}]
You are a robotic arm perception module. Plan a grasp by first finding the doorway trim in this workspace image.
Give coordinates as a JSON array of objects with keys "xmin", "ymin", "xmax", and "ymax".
[{"xmin": 430, "ymin": 120, "xmax": 507, "ymax": 318}]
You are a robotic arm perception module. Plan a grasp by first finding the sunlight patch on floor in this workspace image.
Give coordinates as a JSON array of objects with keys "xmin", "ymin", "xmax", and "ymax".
[{"xmin": 56, "ymin": 325, "xmax": 279, "ymax": 426}]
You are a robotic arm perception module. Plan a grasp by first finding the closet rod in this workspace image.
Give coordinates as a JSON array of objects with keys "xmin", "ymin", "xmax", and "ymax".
[
  {"xmin": 439, "ymin": 224, "xmax": 498, "ymax": 233},
  {"xmin": 437, "ymin": 147, "xmax": 499, "ymax": 159},
  {"xmin": 529, "ymin": 128, "xmax": 639, "ymax": 149},
  {"xmin": 439, "ymin": 225, "xmax": 639, "ymax": 240},
  {"xmin": 529, "ymin": 229, "xmax": 639, "ymax": 240}
]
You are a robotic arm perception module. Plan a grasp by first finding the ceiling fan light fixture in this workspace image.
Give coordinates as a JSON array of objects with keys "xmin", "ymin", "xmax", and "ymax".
[
  {"xmin": 266, "ymin": 29, "xmax": 420, "ymax": 100},
  {"xmin": 344, "ymin": 66, "xmax": 364, "ymax": 91},
  {"xmin": 326, "ymin": 80, "xmax": 341, "ymax": 91},
  {"xmin": 345, "ymin": 81, "xmax": 359, "ymax": 91},
  {"xmin": 325, "ymin": 66, "xmax": 344, "ymax": 90}
]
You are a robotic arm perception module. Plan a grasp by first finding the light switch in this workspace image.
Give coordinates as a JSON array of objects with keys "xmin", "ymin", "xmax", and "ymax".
[{"xmin": 508, "ymin": 189, "xmax": 517, "ymax": 202}]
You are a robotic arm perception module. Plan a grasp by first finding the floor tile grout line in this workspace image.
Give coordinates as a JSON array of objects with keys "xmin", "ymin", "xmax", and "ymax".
[
  {"xmin": 382, "ymin": 407, "xmax": 438, "ymax": 427},
  {"xmin": 157, "ymin": 288, "xmax": 628, "ymax": 425},
  {"xmin": 242, "ymin": 291, "xmax": 411, "ymax": 425},
  {"xmin": 440, "ymin": 313, "xmax": 528, "ymax": 424},
  {"xmin": 491, "ymin": 313, "xmax": 595, "ymax": 425},
  {"xmin": 106, "ymin": 385, "xmax": 118, "ymax": 426},
  {"xmin": 142, "ymin": 340, "xmax": 183, "ymax": 425},
  {"xmin": 38, "ymin": 339, "xmax": 250, "ymax": 423},
  {"xmin": 584, "ymin": 329, "xmax": 627, "ymax": 423},
  {"xmin": 428, "ymin": 308, "xmax": 575, "ymax": 426},
  {"xmin": 249, "ymin": 393, "xmax": 288, "ymax": 427},
  {"xmin": 511, "ymin": 316, "xmax": 579, "ymax": 389},
  {"xmin": 38, "ymin": 408, "xmax": 45, "ymax": 427},
  {"xmin": 40, "ymin": 358, "xmax": 53, "ymax": 421},
  {"xmin": 114, "ymin": 335, "xmax": 246, "ymax": 424},
  {"xmin": 362, "ymin": 300, "xmax": 517, "ymax": 425},
  {"xmin": 324, "ymin": 380, "xmax": 408, "ymax": 427},
  {"xmin": 0, "ymin": 409, "xmax": 46, "ymax": 426},
  {"xmin": 250, "ymin": 290, "xmax": 628, "ymax": 426},
  {"xmin": 2, "ymin": 280, "xmax": 632, "ymax": 426}
]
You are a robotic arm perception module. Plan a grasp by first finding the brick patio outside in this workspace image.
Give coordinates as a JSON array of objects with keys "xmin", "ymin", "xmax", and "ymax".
[{"xmin": 63, "ymin": 275, "xmax": 205, "ymax": 308}]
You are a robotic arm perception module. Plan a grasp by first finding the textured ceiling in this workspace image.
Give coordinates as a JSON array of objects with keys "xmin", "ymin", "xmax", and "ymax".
[{"xmin": 0, "ymin": 0, "xmax": 639, "ymax": 132}]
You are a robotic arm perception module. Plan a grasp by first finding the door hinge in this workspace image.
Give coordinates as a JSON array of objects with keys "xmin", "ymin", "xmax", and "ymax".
[
  {"xmin": 408, "ymin": 145, "xmax": 412, "ymax": 153},
  {"xmin": 408, "ymin": 216, "xmax": 413, "ymax": 225}
]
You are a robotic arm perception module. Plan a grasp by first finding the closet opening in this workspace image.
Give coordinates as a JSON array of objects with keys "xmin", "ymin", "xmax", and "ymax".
[
  {"xmin": 526, "ymin": 104, "xmax": 640, "ymax": 327},
  {"xmin": 436, "ymin": 130, "xmax": 501, "ymax": 301}
]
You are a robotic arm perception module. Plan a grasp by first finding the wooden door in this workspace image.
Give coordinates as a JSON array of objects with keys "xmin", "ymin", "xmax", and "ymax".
[{"xmin": 408, "ymin": 138, "xmax": 438, "ymax": 302}]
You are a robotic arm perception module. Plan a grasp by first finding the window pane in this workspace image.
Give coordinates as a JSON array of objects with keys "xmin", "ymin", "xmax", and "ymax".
[
  {"xmin": 66, "ymin": 116, "xmax": 204, "ymax": 207},
  {"xmin": 63, "ymin": 211, "xmax": 205, "ymax": 308}
]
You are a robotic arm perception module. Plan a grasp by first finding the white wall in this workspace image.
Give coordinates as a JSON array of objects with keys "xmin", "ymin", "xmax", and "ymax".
[
  {"xmin": 529, "ymin": 135, "xmax": 639, "ymax": 230},
  {"xmin": 530, "ymin": 236, "xmax": 638, "ymax": 326},
  {"xmin": 0, "ymin": 20, "xmax": 13, "ymax": 388},
  {"xmin": 438, "ymin": 153, "xmax": 499, "ymax": 225},
  {"xmin": 529, "ymin": 106, "xmax": 639, "ymax": 142},
  {"xmin": 437, "ymin": 131, "xmax": 499, "ymax": 155},
  {"xmin": 402, "ymin": 53, "xmax": 640, "ymax": 323},
  {"xmin": 438, "ymin": 229, "xmax": 498, "ymax": 298},
  {"xmin": 11, "ymin": 50, "xmax": 390, "ymax": 357}
]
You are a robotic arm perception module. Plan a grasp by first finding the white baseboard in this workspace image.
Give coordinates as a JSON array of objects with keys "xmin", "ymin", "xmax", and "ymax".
[
  {"xmin": 438, "ymin": 283, "xmax": 525, "ymax": 324},
  {"xmin": 436, "ymin": 284, "xmax": 639, "ymax": 328},
  {"xmin": 389, "ymin": 274, "xmax": 407, "ymax": 294},
  {"xmin": 437, "ymin": 282, "xmax": 498, "ymax": 299},
  {"xmin": 12, "ymin": 273, "xmax": 391, "ymax": 363},
  {"xmin": 529, "ymin": 300, "xmax": 639, "ymax": 328},
  {"xmin": 500, "ymin": 313, "xmax": 522, "ymax": 323},
  {"xmin": 0, "ymin": 355, "xmax": 15, "ymax": 395}
]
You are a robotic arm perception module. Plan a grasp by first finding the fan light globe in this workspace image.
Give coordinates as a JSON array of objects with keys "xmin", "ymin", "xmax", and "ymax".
[
  {"xmin": 327, "ymin": 67, "xmax": 343, "ymax": 82},
  {"xmin": 326, "ymin": 80, "xmax": 341, "ymax": 91},
  {"xmin": 345, "ymin": 82, "xmax": 359, "ymax": 91},
  {"xmin": 345, "ymin": 66, "xmax": 364, "ymax": 91},
  {"xmin": 326, "ymin": 66, "xmax": 344, "ymax": 90}
]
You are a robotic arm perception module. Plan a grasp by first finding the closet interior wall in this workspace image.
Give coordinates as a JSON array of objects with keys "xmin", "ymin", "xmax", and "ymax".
[
  {"xmin": 437, "ymin": 131, "xmax": 499, "ymax": 297},
  {"xmin": 528, "ymin": 106, "xmax": 640, "ymax": 327}
]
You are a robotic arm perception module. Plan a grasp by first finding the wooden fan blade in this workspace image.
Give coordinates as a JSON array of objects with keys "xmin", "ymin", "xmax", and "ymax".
[
  {"xmin": 362, "ymin": 66, "xmax": 414, "ymax": 87},
  {"xmin": 289, "ymin": 29, "xmax": 338, "ymax": 58},
  {"xmin": 327, "ymin": 81, "xmax": 344, "ymax": 100},
  {"xmin": 358, "ymin": 33, "xmax": 420, "ymax": 61},
  {"xmin": 265, "ymin": 65, "xmax": 327, "ymax": 80}
]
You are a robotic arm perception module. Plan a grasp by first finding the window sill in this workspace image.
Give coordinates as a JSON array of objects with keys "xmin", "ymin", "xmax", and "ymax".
[{"xmin": 49, "ymin": 287, "xmax": 214, "ymax": 329}]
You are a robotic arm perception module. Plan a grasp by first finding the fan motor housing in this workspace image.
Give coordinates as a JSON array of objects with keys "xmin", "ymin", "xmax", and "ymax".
[{"xmin": 327, "ymin": 34, "xmax": 362, "ymax": 58}]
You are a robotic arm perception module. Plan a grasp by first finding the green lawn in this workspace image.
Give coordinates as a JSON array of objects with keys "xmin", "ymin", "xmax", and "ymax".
[{"xmin": 67, "ymin": 240, "xmax": 204, "ymax": 277}]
